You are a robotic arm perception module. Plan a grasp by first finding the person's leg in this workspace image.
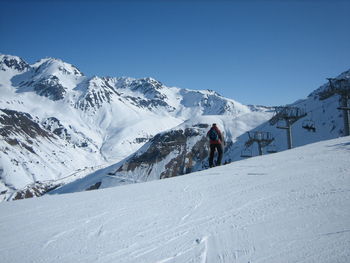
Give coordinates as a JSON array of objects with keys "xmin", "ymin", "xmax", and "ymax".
[
  {"xmin": 209, "ymin": 144, "xmax": 215, "ymax": 167},
  {"xmin": 216, "ymin": 144, "xmax": 223, "ymax": 166}
]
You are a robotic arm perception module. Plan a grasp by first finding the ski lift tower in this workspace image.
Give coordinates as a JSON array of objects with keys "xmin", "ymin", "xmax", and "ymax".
[
  {"xmin": 243, "ymin": 131, "xmax": 275, "ymax": 156},
  {"xmin": 269, "ymin": 106, "xmax": 307, "ymax": 149},
  {"xmin": 318, "ymin": 78, "xmax": 350, "ymax": 136}
]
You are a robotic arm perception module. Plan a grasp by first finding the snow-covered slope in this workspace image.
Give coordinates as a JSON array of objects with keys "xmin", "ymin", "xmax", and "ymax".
[
  {"xmin": 1, "ymin": 136, "xmax": 349, "ymax": 263},
  {"xmin": 0, "ymin": 54, "xmax": 271, "ymax": 201}
]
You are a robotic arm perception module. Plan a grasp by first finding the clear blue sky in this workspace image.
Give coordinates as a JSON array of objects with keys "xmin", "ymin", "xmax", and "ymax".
[{"xmin": 1, "ymin": 0, "xmax": 349, "ymax": 106}]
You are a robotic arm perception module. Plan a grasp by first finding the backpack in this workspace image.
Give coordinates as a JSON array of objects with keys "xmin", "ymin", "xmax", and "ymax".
[{"xmin": 209, "ymin": 128, "xmax": 219, "ymax": 141}]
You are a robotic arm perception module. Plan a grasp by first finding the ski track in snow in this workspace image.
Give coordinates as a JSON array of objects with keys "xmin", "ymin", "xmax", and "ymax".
[{"xmin": 0, "ymin": 137, "xmax": 350, "ymax": 262}]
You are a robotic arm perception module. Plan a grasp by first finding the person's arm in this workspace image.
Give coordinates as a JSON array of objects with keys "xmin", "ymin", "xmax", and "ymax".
[
  {"xmin": 221, "ymin": 131, "xmax": 225, "ymax": 145},
  {"xmin": 216, "ymin": 127, "xmax": 223, "ymax": 141}
]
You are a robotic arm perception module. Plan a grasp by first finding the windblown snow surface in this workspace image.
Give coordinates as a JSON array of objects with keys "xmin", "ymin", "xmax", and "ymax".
[{"xmin": 0, "ymin": 136, "xmax": 349, "ymax": 263}]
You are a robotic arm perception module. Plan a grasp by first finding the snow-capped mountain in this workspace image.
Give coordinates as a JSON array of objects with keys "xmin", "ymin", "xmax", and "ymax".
[
  {"xmin": 0, "ymin": 54, "xmax": 271, "ymax": 201},
  {"xmin": 51, "ymin": 69, "xmax": 350, "ymax": 196}
]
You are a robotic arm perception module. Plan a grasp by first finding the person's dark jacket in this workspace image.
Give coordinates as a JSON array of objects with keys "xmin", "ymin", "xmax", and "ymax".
[{"xmin": 207, "ymin": 126, "xmax": 223, "ymax": 145}]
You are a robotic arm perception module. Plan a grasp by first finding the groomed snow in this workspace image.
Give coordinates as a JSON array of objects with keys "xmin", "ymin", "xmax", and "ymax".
[{"xmin": 0, "ymin": 137, "xmax": 349, "ymax": 263}]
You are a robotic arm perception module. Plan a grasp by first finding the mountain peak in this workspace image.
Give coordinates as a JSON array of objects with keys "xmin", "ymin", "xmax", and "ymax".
[
  {"xmin": 140, "ymin": 77, "xmax": 163, "ymax": 88},
  {"xmin": 32, "ymin": 57, "xmax": 84, "ymax": 77},
  {"xmin": 87, "ymin": 76, "xmax": 107, "ymax": 89},
  {"xmin": 0, "ymin": 54, "xmax": 30, "ymax": 72},
  {"xmin": 205, "ymin": 89, "xmax": 221, "ymax": 96}
]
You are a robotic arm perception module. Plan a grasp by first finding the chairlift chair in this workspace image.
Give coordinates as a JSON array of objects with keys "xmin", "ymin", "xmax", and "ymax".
[
  {"xmin": 302, "ymin": 119, "xmax": 316, "ymax": 132},
  {"xmin": 276, "ymin": 119, "xmax": 288, "ymax": 129}
]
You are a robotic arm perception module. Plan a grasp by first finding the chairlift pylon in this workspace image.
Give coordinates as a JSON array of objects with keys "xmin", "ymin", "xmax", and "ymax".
[
  {"xmin": 266, "ymin": 144, "xmax": 277, "ymax": 153},
  {"xmin": 241, "ymin": 147, "xmax": 252, "ymax": 158}
]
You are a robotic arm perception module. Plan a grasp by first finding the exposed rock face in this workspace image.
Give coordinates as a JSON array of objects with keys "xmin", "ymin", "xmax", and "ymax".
[
  {"xmin": 12, "ymin": 182, "xmax": 61, "ymax": 200},
  {"xmin": 160, "ymin": 133, "xmax": 209, "ymax": 179},
  {"xmin": 33, "ymin": 75, "xmax": 67, "ymax": 101},
  {"xmin": 0, "ymin": 109, "xmax": 52, "ymax": 150},
  {"xmin": 42, "ymin": 117, "xmax": 70, "ymax": 140},
  {"xmin": 120, "ymin": 129, "xmax": 189, "ymax": 172},
  {"xmin": 0, "ymin": 55, "xmax": 30, "ymax": 72},
  {"xmin": 129, "ymin": 78, "xmax": 165, "ymax": 98},
  {"xmin": 86, "ymin": 181, "xmax": 102, "ymax": 191},
  {"xmin": 105, "ymin": 77, "xmax": 176, "ymax": 112},
  {"xmin": 75, "ymin": 77, "xmax": 118, "ymax": 111},
  {"xmin": 41, "ymin": 117, "xmax": 90, "ymax": 148},
  {"xmin": 134, "ymin": 136, "xmax": 152, "ymax": 144},
  {"xmin": 115, "ymin": 123, "xmax": 211, "ymax": 181},
  {"xmin": 124, "ymin": 95, "xmax": 174, "ymax": 111},
  {"xmin": 0, "ymin": 109, "xmax": 76, "ymax": 202}
]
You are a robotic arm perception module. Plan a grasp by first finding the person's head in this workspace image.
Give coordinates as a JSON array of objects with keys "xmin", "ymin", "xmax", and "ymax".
[{"xmin": 212, "ymin": 123, "xmax": 217, "ymax": 127}]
